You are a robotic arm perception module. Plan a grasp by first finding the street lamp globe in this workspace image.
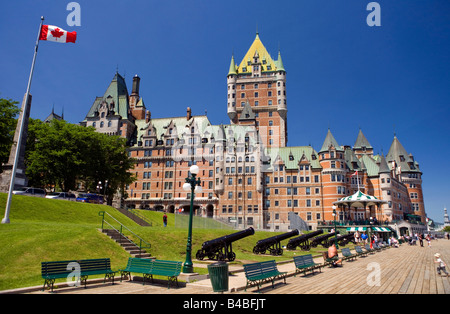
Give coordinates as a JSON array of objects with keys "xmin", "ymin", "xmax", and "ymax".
[
  {"xmin": 190, "ymin": 165, "xmax": 199, "ymax": 175},
  {"xmin": 183, "ymin": 182, "xmax": 191, "ymax": 192},
  {"xmin": 194, "ymin": 185, "xmax": 202, "ymax": 193}
]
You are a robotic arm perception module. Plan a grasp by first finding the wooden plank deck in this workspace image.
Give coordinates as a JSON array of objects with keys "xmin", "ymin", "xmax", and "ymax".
[
  {"xmin": 263, "ymin": 238, "xmax": 450, "ymax": 294},
  {"xmin": 24, "ymin": 238, "xmax": 450, "ymax": 294}
]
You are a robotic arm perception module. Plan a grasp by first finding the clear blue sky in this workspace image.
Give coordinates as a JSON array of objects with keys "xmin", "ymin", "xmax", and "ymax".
[{"xmin": 1, "ymin": 1, "xmax": 449, "ymax": 223}]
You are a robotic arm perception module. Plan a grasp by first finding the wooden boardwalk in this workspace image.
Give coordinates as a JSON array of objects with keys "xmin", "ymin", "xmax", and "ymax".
[
  {"xmin": 23, "ymin": 238, "xmax": 450, "ymax": 294},
  {"xmin": 262, "ymin": 238, "xmax": 450, "ymax": 294}
]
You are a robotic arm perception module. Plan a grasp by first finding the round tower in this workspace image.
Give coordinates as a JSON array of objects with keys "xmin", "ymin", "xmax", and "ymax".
[{"xmin": 227, "ymin": 55, "xmax": 238, "ymax": 123}]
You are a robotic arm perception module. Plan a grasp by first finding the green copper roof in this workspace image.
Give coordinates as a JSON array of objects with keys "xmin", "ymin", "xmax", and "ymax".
[
  {"xmin": 319, "ymin": 129, "xmax": 343, "ymax": 153},
  {"xmin": 386, "ymin": 136, "xmax": 421, "ymax": 173},
  {"xmin": 265, "ymin": 146, "xmax": 321, "ymax": 170},
  {"xmin": 275, "ymin": 50, "xmax": 285, "ymax": 72},
  {"xmin": 84, "ymin": 72, "xmax": 130, "ymax": 121},
  {"xmin": 228, "ymin": 55, "xmax": 237, "ymax": 76},
  {"xmin": 354, "ymin": 129, "xmax": 372, "ymax": 149}
]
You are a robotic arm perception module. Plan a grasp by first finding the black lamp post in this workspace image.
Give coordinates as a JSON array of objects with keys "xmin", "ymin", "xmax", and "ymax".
[{"xmin": 182, "ymin": 165, "xmax": 202, "ymax": 273}]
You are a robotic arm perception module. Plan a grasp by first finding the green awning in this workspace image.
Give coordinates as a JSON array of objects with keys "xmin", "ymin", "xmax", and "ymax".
[
  {"xmin": 346, "ymin": 227, "xmax": 367, "ymax": 232},
  {"xmin": 372, "ymin": 227, "xmax": 391, "ymax": 232}
]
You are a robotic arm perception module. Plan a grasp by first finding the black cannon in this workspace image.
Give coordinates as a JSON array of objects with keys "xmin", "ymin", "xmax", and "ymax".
[
  {"xmin": 195, "ymin": 227, "xmax": 255, "ymax": 261},
  {"xmin": 310, "ymin": 232, "xmax": 338, "ymax": 248},
  {"xmin": 253, "ymin": 229, "xmax": 299, "ymax": 256},
  {"xmin": 326, "ymin": 233, "xmax": 355, "ymax": 247},
  {"xmin": 286, "ymin": 230, "xmax": 323, "ymax": 251}
]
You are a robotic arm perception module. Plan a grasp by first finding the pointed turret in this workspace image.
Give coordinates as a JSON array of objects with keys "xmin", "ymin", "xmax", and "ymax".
[
  {"xmin": 353, "ymin": 129, "xmax": 373, "ymax": 157},
  {"xmin": 377, "ymin": 154, "xmax": 390, "ymax": 174},
  {"xmin": 228, "ymin": 55, "xmax": 237, "ymax": 76},
  {"xmin": 319, "ymin": 129, "xmax": 342, "ymax": 153},
  {"xmin": 275, "ymin": 50, "xmax": 285, "ymax": 72}
]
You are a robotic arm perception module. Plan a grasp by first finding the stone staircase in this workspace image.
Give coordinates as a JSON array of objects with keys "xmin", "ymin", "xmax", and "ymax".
[{"xmin": 102, "ymin": 229, "xmax": 152, "ymax": 259}]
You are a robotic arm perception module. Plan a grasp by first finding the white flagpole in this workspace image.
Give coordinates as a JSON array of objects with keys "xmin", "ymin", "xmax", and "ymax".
[
  {"xmin": 357, "ymin": 171, "xmax": 360, "ymax": 191},
  {"xmin": 2, "ymin": 16, "xmax": 44, "ymax": 224}
]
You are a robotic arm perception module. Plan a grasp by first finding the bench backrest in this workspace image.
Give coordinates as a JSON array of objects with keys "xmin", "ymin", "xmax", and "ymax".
[
  {"xmin": 151, "ymin": 260, "xmax": 182, "ymax": 275},
  {"xmin": 126, "ymin": 257, "xmax": 153, "ymax": 271},
  {"xmin": 259, "ymin": 260, "xmax": 279, "ymax": 275},
  {"xmin": 365, "ymin": 244, "xmax": 372, "ymax": 250},
  {"xmin": 294, "ymin": 254, "xmax": 315, "ymax": 267},
  {"xmin": 42, "ymin": 260, "xmax": 74, "ymax": 278},
  {"xmin": 42, "ymin": 258, "xmax": 111, "ymax": 277},
  {"xmin": 78, "ymin": 258, "xmax": 112, "ymax": 272},
  {"xmin": 355, "ymin": 245, "xmax": 363, "ymax": 253},
  {"xmin": 243, "ymin": 260, "xmax": 279, "ymax": 278},
  {"xmin": 341, "ymin": 248, "xmax": 350, "ymax": 255},
  {"xmin": 243, "ymin": 262, "xmax": 263, "ymax": 278}
]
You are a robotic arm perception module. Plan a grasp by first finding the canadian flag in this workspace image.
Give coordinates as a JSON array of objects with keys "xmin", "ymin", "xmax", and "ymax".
[
  {"xmin": 352, "ymin": 170, "xmax": 358, "ymax": 176},
  {"xmin": 39, "ymin": 25, "xmax": 77, "ymax": 43}
]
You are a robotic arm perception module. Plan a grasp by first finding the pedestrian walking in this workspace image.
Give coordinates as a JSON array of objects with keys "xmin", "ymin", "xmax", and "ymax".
[
  {"xmin": 163, "ymin": 213, "xmax": 168, "ymax": 227},
  {"xmin": 426, "ymin": 234, "xmax": 431, "ymax": 248},
  {"xmin": 434, "ymin": 253, "xmax": 449, "ymax": 276}
]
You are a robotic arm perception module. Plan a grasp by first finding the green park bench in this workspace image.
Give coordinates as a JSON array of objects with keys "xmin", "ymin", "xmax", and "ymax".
[
  {"xmin": 365, "ymin": 244, "xmax": 376, "ymax": 254},
  {"xmin": 119, "ymin": 257, "xmax": 182, "ymax": 289},
  {"xmin": 293, "ymin": 254, "xmax": 322, "ymax": 276},
  {"xmin": 243, "ymin": 260, "xmax": 287, "ymax": 292},
  {"xmin": 41, "ymin": 258, "xmax": 115, "ymax": 292},
  {"xmin": 355, "ymin": 245, "xmax": 368, "ymax": 257},
  {"xmin": 341, "ymin": 247, "xmax": 357, "ymax": 261}
]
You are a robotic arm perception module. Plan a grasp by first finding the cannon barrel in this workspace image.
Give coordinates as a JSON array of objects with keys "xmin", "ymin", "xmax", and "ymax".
[
  {"xmin": 310, "ymin": 232, "xmax": 338, "ymax": 248},
  {"xmin": 196, "ymin": 227, "xmax": 255, "ymax": 261},
  {"xmin": 201, "ymin": 227, "xmax": 255, "ymax": 249},
  {"xmin": 286, "ymin": 230, "xmax": 323, "ymax": 250},
  {"xmin": 253, "ymin": 229, "xmax": 299, "ymax": 255},
  {"xmin": 327, "ymin": 233, "xmax": 355, "ymax": 247}
]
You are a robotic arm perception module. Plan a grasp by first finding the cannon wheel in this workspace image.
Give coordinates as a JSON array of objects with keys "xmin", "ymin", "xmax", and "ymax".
[
  {"xmin": 196, "ymin": 251, "xmax": 204, "ymax": 260},
  {"xmin": 228, "ymin": 252, "xmax": 236, "ymax": 261},
  {"xmin": 300, "ymin": 244, "xmax": 311, "ymax": 251},
  {"xmin": 216, "ymin": 252, "xmax": 225, "ymax": 261},
  {"xmin": 276, "ymin": 248, "xmax": 283, "ymax": 256}
]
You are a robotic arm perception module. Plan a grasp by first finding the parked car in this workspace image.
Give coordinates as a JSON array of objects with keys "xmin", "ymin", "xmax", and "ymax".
[
  {"xmin": 12, "ymin": 187, "xmax": 46, "ymax": 197},
  {"xmin": 76, "ymin": 193, "xmax": 104, "ymax": 204},
  {"xmin": 45, "ymin": 192, "xmax": 76, "ymax": 201}
]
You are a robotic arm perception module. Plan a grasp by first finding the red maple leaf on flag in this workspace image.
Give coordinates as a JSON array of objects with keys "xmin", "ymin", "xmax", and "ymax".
[{"xmin": 51, "ymin": 28, "xmax": 64, "ymax": 39}]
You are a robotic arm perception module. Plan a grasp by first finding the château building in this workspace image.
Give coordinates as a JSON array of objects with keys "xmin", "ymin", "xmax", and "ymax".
[{"xmin": 82, "ymin": 33, "xmax": 427, "ymax": 231}]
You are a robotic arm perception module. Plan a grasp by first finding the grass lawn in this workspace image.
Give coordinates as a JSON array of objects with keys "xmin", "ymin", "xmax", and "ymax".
[{"xmin": 0, "ymin": 193, "xmax": 334, "ymax": 291}]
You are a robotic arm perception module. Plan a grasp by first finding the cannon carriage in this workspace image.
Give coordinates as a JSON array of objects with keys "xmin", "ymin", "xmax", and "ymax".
[
  {"xmin": 253, "ymin": 229, "xmax": 299, "ymax": 256},
  {"xmin": 286, "ymin": 230, "xmax": 323, "ymax": 251},
  {"xmin": 195, "ymin": 227, "xmax": 255, "ymax": 262}
]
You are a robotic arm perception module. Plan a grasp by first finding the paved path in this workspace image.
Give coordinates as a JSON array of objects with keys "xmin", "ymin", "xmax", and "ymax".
[{"xmin": 18, "ymin": 239, "xmax": 450, "ymax": 294}]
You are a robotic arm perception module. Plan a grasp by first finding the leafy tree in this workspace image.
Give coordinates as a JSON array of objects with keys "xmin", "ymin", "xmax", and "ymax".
[
  {"xmin": 0, "ymin": 98, "xmax": 20, "ymax": 171},
  {"xmin": 25, "ymin": 119, "xmax": 136, "ymax": 199}
]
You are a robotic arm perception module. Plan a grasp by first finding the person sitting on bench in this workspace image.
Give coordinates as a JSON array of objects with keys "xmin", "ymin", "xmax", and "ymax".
[{"xmin": 327, "ymin": 243, "xmax": 343, "ymax": 267}]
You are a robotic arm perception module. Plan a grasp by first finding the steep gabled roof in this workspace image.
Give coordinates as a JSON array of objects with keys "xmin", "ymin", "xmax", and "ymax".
[
  {"xmin": 386, "ymin": 136, "xmax": 421, "ymax": 173},
  {"xmin": 84, "ymin": 72, "xmax": 131, "ymax": 121},
  {"xmin": 319, "ymin": 129, "xmax": 343, "ymax": 153},
  {"xmin": 354, "ymin": 129, "xmax": 373, "ymax": 149},
  {"xmin": 236, "ymin": 33, "xmax": 284, "ymax": 74}
]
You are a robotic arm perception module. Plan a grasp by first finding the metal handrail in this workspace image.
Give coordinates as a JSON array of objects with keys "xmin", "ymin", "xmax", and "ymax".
[{"xmin": 99, "ymin": 211, "xmax": 151, "ymax": 255}]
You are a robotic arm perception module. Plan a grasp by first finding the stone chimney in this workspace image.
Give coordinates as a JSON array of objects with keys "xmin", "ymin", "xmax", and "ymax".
[
  {"xmin": 146, "ymin": 110, "xmax": 151, "ymax": 123},
  {"xmin": 132, "ymin": 74, "xmax": 140, "ymax": 96},
  {"xmin": 187, "ymin": 107, "xmax": 192, "ymax": 120}
]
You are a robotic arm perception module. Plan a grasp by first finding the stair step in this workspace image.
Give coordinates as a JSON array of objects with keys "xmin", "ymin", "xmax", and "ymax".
[{"xmin": 102, "ymin": 229, "xmax": 151, "ymax": 258}]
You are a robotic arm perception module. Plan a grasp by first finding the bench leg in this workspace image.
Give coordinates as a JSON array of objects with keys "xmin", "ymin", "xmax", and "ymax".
[
  {"xmin": 120, "ymin": 271, "xmax": 130, "ymax": 282},
  {"xmin": 105, "ymin": 272, "xmax": 115, "ymax": 285},
  {"xmin": 43, "ymin": 279, "xmax": 55, "ymax": 292},
  {"xmin": 80, "ymin": 275, "xmax": 88, "ymax": 288}
]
